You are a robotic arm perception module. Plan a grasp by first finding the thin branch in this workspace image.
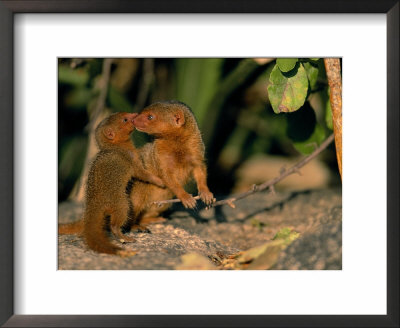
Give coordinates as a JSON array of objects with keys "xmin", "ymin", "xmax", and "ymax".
[{"xmin": 152, "ymin": 134, "xmax": 335, "ymax": 208}]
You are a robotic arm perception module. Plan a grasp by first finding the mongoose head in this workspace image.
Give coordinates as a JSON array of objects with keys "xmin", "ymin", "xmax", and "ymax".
[
  {"xmin": 133, "ymin": 102, "xmax": 188, "ymax": 136},
  {"xmin": 95, "ymin": 112, "xmax": 138, "ymax": 149}
]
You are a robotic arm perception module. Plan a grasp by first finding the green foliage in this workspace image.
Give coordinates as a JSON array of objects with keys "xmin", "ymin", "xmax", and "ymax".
[
  {"xmin": 200, "ymin": 58, "xmax": 261, "ymax": 146},
  {"xmin": 293, "ymin": 123, "xmax": 326, "ymax": 155},
  {"xmin": 175, "ymin": 58, "xmax": 223, "ymax": 127},
  {"xmin": 303, "ymin": 61, "xmax": 319, "ymax": 90},
  {"xmin": 267, "ymin": 62, "xmax": 308, "ymax": 114},
  {"xmin": 276, "ymin": 58, "xmax": 298, "ymax": 72},
  {"xmin": 272, "ymin": 227, "xmax": 300, "ymax": 244},
  {"xmin": 86, "ymin": 59, "xmax": 103, "ymax": 80},
  {"xmin": 286, "ymin": 102, "xmax": 316, "ymax": 141},
  {"xmin": 64, "ymin": 87, "xmax": 92, "ymax": 111},
  {"xmin": 59, "ymin": 65, "xmax": 90, "ymax": 86},
  {"xmin": 267, "ymin": 58, "xmax": 331, "ymax": 155},
  {"xmin": 234, "ymin": 227, "xmax": 300, "ymax": 269},
  {"xmin": 286, "ymin": 102, "xmax": 326, "ymax": 155},
  {"xmin": 325, "ymin": 99, "xmax": 333, "ymax": 130},
  {"xmin": 58, "ymin": 136, "xmax": 88, "ymax": 199},
  {"xmin": 59, "ymin": 136, "xmax": 87, "ymax": 174},
  {"xmin": 108, "ymin": 85, "xmax": 133, "ymax": 112}
]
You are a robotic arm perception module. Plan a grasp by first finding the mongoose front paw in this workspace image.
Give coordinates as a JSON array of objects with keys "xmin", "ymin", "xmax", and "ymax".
[
  {"xmin": 180, "ymin": 194, "xmax": 197, "ymax": 209},
  {"xmin": 199, "ymin": 189, "xmax": 215, "ymax": 206}
]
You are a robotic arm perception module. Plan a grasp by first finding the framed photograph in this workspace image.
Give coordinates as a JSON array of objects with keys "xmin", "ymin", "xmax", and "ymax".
[{"xmin": 1, "ymin": 1, "xmax": 398, "ymax": 327}]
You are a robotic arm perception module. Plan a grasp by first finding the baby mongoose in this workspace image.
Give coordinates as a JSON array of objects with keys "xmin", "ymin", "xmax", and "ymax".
[
  {"xmin": 131, "ymin": 101, "xmax": 214, "ymax": 217},
  {"xmin": 60, "ymin": 112, "xmax": 164, "ymax": 256}
]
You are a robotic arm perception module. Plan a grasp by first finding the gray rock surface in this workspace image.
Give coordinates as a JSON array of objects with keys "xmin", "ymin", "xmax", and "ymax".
[{"xmin": 58, "ymin": 188, "xmax": 342, "ymax": 270}]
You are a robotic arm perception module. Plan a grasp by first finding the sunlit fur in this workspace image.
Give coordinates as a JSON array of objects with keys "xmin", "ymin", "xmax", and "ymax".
[
  {"xmin": 130, "ymin": 101, "xmax": 214, "ymax": 220},
  {"xmin": 59, "ymin": 112, "xmax": 164, "ymax": 256}
]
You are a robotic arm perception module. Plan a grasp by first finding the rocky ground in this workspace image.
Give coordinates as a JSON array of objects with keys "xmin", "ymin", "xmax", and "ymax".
[{"xmin": 58, "ymin": 188, "xmax": 342, "ymax": 270}]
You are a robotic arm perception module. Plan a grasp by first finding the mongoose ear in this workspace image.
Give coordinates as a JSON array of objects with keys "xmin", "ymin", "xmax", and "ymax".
[
  {"xmin": 174, "ymin": 110, "xmax": 185, "ymax": 127},
  {"xmin": 103, "ymin": 127, "xmax": 115, "ymax": 140}
]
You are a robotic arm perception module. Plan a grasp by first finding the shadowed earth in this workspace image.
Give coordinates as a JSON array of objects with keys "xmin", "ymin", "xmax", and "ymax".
[{"xmin": 58, "ymin": 188, "xmax": 341, "ymax": 270}]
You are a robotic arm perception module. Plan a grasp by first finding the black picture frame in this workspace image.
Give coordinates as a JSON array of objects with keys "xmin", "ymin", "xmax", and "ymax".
[{"xmin": 0, "ymin": 1, "xmax": 398, "ymax": 327}]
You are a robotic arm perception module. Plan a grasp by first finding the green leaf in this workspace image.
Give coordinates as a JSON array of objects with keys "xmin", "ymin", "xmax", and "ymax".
[
  {"xmin": 267, "ymin": 63, "xmax": 308, "ymax": 113},
  {"xmin": 175, "ymin": 58, "xmax": 223, "ymax": 128},
  {"xmin": 325, "ymin": 99, "xmax": 333, "ymax": 130},
  {"xmin": 273, "ymin": 227, "xmax": 292, "ymax": 240},
  {"xmin": 286, "ymin": 102, "xmax": 326, "ymax": 155},
  {"xmin": 303, "ymin": 62, "xmax": 319, "ymax": 90},
  {"xmin": 87, "ymin": 59, "xmax": 103, "ymax": 80},
  {"xmin": 272, "ymin": 227, "xmax": 300, "ymax": 244},
  {"xmin": 276, "ymin": 58, "xmax": 298, "ymax": 72},
  {"xmin": 64, "ymin": 87, "xmax": 92, "ymax": 111},
  {"xmin": 310, "ymin": 58, "xmax": 320, "ymax": 61},
  {"xmin": 59, "ymin": 136, "xmax": 88, "ymax": 187},
  {"xmin": 58, "ymin": 65, "xmax": 89, "ymax": 86},
  {"xmin": 236, "ymin": 228, "xmax": 300, "ymax": 269},
  {"xmin": 293, "ymin": 124, "xmax": 326, "ymax": 155},
  {"xmin": 286, "ymin": 102, "xmax": 316, "ymax": 141},
  {"xmin": 108, "ymin": 85, "xmax": 133, "ymax": 111}
]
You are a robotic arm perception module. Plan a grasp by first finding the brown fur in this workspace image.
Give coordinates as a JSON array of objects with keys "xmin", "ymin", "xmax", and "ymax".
[
  {"xmin": 128, "ymin": 101, "xmax": 214, "ymax": 228},
  {"xmin": 58, "ymin": 112, "xmax": 164, "ymax": 256},
  {"xmin": 58, "ymin": 220, "xmax": 84, "ymax": 235}
]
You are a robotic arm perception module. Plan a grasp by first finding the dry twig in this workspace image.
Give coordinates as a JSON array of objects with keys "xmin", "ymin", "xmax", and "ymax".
[{"xmin": 152, "ymin": 134, "xmax": 335, "ymax": 209}]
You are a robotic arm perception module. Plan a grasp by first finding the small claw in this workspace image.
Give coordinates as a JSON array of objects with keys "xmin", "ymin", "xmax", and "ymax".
[
  {"xmin": 131, "ymin": 225, "xmax": 151, "ymax": 234},
  {"xmin": 184, "ymin": 200, "xmax": 197, "ymax": 210},
  {"xmin": 181, "ymin": 194, "xmax": 197, "ymax": 209},
  {"xmin": 199, "ymin": 190, "xmax": 215, "ymax": 206},
  {"xmin": 118, "ymin": 236, "xmax": 136, "ymax": 243}
]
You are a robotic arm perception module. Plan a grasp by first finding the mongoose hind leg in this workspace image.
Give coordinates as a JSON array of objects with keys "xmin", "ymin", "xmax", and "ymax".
[
  {"xmin": 109, "ymin": 206, "xmax": 136, "ymax": 243},
  {"xmin": 130, "ymin": 224, "xmax": 151, "ymax": 234},
  {"xmin": 111, "ymin": 225, "xmax": 136, "ymax": 243},
  {"xmin": 140, "ymin": 216, "xmax": 167, "ymax": 225},
  {"xmin": 140, "ymin": 205, "xmax": 169, "ymax": 225}
]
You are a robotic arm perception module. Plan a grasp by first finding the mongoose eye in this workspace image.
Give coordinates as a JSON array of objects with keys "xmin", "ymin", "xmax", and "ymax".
[
  {"xmin": 123, "ymin": 118, "xmax": 128, "ymax": 123},
  {"xmin": 148, "ymin": 115, "xmax": 154, "ymax": 120}
]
